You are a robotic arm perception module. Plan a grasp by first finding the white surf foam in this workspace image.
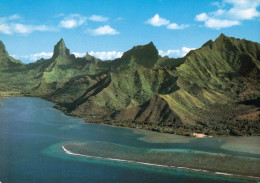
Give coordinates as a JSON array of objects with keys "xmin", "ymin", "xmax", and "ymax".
[
  {"xmin": 215, "ymin": 172, "xmax": 233, "ymax": 176},
  {"xmin": 61, "ymin": 145, "xmax": 260, "ymax": 179}
]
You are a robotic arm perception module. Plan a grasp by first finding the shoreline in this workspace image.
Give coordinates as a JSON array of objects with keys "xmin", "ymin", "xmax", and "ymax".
[
  {"xmin": 1, "ymin": 96, "xmax": 260, "ymax": 139},
  {"xmin": 61, "ymin": 145, "xmax": 260, "ymax": 180}
]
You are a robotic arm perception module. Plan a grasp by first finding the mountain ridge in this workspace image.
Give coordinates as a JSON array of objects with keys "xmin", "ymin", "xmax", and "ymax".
[{"xmin": 0, "ymin": 34, "xmax": 259, "ymax": 136}]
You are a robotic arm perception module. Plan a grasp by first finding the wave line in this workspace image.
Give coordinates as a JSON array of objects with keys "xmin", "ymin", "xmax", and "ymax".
[{"xmin": 61, "ymin": 145, "xmax": 260, "ymax": 179}]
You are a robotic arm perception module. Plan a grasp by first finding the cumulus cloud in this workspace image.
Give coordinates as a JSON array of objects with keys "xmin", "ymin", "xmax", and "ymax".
[
  {"xmin": 167, "ymin": 23, "xmax": 189, "ymax": 30},
  {"xmin": 89, "ymin": 51, "xmax": 123, "ymax": 60},
  {"xmin": 195, "ymin": 13, "xmax": 209, "ymax": 21},
  {"xmin": 11, "ymin": 52, "xmax": 53, "ymax": 63},
  {"xmin": 72, "ymin": 52, "xmax": 85, "ymax": 58},
  {"xmin": 159, "ymin": 50, "xmax": 180, "ymax": 56},
  {"xmin": 0, "ymin": 14, "xmax": 55, "ymax": 35},
  {"xmin": 159, "ymin": 47, "xmax": 196, "ymax": 57},
  {"xmin": 146, "ymin": 14, "xmax": 189, "ymax": 30},
  {"xmin": 0, "ymin": 24, "xmax": 11, "ymax": 34},
  {"xmin": 204, "ymin": 18, "xmax": 240, "ymax": 29},
  {"xmin": 195, "ymin": 0, "xmax": 260, "ymax": 29},
  {"xmin": 59, "ymin": 14, "xmax": 110, "ymax": 29},
  {"xmin": 13, "ymin": 24, "xmax": 50, "ymax": 34},
  {"xmin": 59, "ymin": 14, "xmax": 87, "ymax": 29},
  {"xmin": 88, "ymin": 25, "xmax": 119, "ymax": 35},
  {"xmin": 146, "ymin": 14, "xmax": 170, "ymax": 26},
  {"xmin": 88, "ymin": 15, "xmax": 108, "ymax": 22},
  {"xmin": 73, "ymin": 51, "xmax": 122, "ymax": 60},
  {"xmin": 29, "ymin": 52, "xmax": 53, "ymax": 60}
]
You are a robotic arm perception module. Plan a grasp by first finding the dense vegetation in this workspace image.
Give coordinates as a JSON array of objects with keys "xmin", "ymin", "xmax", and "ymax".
[{"xmin": 0, "ymin": 34, "xmax": 259, "ymax": 135}]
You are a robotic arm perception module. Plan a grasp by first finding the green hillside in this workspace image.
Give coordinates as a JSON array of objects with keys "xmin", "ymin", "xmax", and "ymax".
[{"xmin": 0, "ymin": 34, "xmax": 259, "ymax": 136}]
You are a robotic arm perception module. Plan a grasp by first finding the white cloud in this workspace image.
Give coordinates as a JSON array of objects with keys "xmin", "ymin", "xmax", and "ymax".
[
  {"xmin": 195, "ymin": 0, "xmax": 260, "ymax": 29},
  {"xmin": 29, "ymin": 52, "xmax": 53, "ymax": 60},
  {"xmin": 146, "ymin": 14, "xmax": 170, "ymax": 26},
  {"xmin": 146, "ymin": 14, "xmax": 189, "ymax": 30},
  {"xmin": 159, "ymin": 49, "xmax": 180, "ymax": 57},
  {"xmin": 195, "ymin": 13, "xmax": 209, "ymax": 21},
  {"xmin": 0, "ymin": 23, "xmax": 54, "ymax": 35},
  {"xmin": 59, "ymin": 14, "xmax": 87, "ymax": 29},
  {"xmin": 72, "ymin": 51, "xmax": 123, "ymax": 60},
  {"xmin": 89, "ymin": 51, "xmax": 123, "ymax": 60},
  {"xmin": 72, "ymin": 52, "xmax": 85, "ymax": 58},
  {"xmin": 89, "ymin": 15, "xmax": 108, "ymax": 22},
  {"xmin": 88, "ymin": 25, "xmax": 119, "ymax": 35},
  {"xmin": 224, "ymin": 0, "xmax": 260, "ymax": 7},
  {"xmin": 12, "ymin": 24, "xmax": 50, "ymax": 34},
  {"xmin": 0, "ymin": 14, "xmax": 56, "ymax": 35},
  {"xmin": 0, "ymin": 24, "xmax": 11, "ymax": 34},
  {"xmin": 228, "ymin": 7, "xmax": 260, "ymax": 20},
  {"xmin": 167, "ymin": 23, "xmax": 189, "ymax": 30},
  {"xmin": 204, "ymin": 18, "xmax": 240, "ymax": 29},
  {"xmin": 11, "ymin": 52, "xmax": 53, "ymax": 63},
  {"xmin": 60, "ymin": 20, "xmax": 78, "ymax": 28},
  {"xmin": 59, "ymin": 14, "xmax": 110, "ymax": 28},
  {"xmin": 159, "ymin": 47, "xmax": 196, "ymax": 58}
]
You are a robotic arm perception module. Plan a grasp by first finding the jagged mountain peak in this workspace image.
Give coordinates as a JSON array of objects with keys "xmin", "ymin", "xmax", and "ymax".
[
  {"xmin": 197, "ymin": 34, "xmax": 233, "ymax": 50},
  {"xmin": 123, "ymin": 41, "xmax": 158, "ymax": 56},
  {"xmin": 58, "ymin": 38, "xmax": 65, "ymax": 44},
  {"xmin": 200, "ymin": 33, "xmax": 238, "ymax": 52},
  {"xmin": 137, "ymin": 41, "xmax": 157, "ymax": 51},
  {"xmin": 52, "ymin": 38, "xmax": 70, "ymax": 58},
  {"xmin": 218, "ymin": 33, "xmax": 227, "ymax": 38},
  {"xmin": 147, "ymin": 41, "xmax": 155, "ymax": 46},
  {"xmin": 215, "ymin": 33, "xmax": 234, "ymax": 43},
  {"xmin": 121, "ymin": 41, "xmax": 159, "ymax": 68}
]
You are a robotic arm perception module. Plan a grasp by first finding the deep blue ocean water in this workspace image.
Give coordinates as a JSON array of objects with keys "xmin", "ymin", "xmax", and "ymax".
[{"xmin": 0, "ymin": 97, "xmax": 256, "ymax": 183}]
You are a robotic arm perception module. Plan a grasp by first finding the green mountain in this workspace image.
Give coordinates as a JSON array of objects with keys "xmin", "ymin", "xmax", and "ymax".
[{"xmin": 0, "ymin": 34, "xmax": 259, "ymax": 136}]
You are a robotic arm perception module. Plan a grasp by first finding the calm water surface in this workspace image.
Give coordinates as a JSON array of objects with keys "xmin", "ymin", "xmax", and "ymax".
[{"xmin": 0, "ymin": 97, "xmax": 257, "ymax": 183}]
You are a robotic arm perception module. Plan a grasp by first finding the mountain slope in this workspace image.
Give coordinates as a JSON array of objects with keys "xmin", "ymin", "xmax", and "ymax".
[
  {"xmin": 164, "ymin": 34, "xmax": 260, "ymax": 134},
  {"xmin": 0, "ymin": 34, "xmax": 259, "ymax": 135}
]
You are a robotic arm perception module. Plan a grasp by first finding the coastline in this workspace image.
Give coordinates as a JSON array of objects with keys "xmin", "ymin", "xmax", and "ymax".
[
  {"xmin": 1, "ymin": 96, "xmax": 259, "ymax": 139},
  {"xmin": 0, "ymin": 95, "xmax": 213, "ymax": 139}
]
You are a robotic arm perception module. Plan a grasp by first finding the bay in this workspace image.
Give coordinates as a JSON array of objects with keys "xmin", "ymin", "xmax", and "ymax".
[{"xmin": 0, "ymin": 97, "xmax": 258, "ymax": 183}]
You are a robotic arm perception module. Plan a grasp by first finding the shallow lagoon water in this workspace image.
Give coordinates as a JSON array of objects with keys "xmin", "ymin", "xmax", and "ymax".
[{"xmin": 0, "ymin": 97, "xmax": 259, "ymax": 183}]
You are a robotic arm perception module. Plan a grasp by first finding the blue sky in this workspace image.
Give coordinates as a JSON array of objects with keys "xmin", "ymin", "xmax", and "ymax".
[{"xmin": 0, "ymin": 0, "xmax": 259, "ymax": 62}]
